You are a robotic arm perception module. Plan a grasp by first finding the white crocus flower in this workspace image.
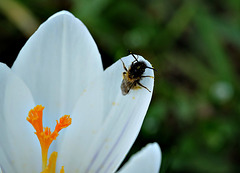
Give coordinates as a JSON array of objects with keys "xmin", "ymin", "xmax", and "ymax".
[{"xmin": 0, "ymin": 11, "xmax": 161, "ymax": 173}]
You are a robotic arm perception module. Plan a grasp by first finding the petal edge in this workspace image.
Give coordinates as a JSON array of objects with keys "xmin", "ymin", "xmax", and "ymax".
[{"xmin": 117, "ymin": 143, "xmax": 161, "ymax": 173}]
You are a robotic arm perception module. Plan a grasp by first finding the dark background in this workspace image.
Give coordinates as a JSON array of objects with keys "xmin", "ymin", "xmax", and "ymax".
[{"xmin": 1, "ymin": 0, "xmax": 240, "ymax": 172}]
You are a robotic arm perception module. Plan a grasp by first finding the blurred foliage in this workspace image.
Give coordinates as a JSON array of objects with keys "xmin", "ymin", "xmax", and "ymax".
[{"xmin": 1, "ymin": 0, "xmax": 240, "ymax": 172}]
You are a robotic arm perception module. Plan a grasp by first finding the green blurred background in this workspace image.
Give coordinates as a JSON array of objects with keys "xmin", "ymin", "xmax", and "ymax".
[{"xmin": 1, "ymin": 0, "xmax": 240, "ymax": 172}]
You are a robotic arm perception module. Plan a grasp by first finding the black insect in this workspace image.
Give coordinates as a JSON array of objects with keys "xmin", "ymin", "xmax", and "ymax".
[{"xmin": 120, "ymin": 52, "xmax": 155, "ymax": 95}]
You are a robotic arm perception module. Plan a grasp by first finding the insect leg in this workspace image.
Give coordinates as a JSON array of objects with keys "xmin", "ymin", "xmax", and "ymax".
[
  {"xmin": 141, "ymin": 75, "xmax": 154, "ymax": 78},
  {"xmin": 120, "ymin": 58, "xmax": 128, "ymax": 71},
  {"xmin": 146, "ymin": 66, "xmax": 157, "ymax": 71},
  {"xmin": 137, "ymin": 82, "xmax": 151, "ymax": 92}
]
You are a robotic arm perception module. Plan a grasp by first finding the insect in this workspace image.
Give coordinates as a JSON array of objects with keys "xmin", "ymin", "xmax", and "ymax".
[{"xmin": 120, "ymin": 52, "xmax": 155, "ymax": 95}]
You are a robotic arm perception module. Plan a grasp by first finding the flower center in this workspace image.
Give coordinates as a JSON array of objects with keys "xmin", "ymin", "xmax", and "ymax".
[{"xmin": 27, "ymin": 105, "xmax": 71, "ymax": 173}]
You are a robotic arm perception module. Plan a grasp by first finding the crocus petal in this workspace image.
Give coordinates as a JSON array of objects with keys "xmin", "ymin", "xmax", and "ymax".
[
  {"xmin": 0, "ymin": 147, "xmax": 15, "ymax": 173},
  {"xmin": 12, "ymin": 11, "xmax": 103, "ymax": 127},
  {"xmin": 0, "ymin": 63, "xmax": 41, "ymax": 172},
  {"xmin": 117, "ymin": 143, "xmax": 161, "ymax": 173},
  {"xmin": 0, "ymin": 165, "xmax": 3, "ymax": 173},
  {"xmin": 58, "ymin": 55, "xmax": 154, "ymax": 173}
]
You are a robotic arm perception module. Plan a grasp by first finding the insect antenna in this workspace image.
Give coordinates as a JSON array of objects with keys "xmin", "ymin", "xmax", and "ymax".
[{"xmin": 128, "ymin": 50, "xmax": 138, "ymax": 62}]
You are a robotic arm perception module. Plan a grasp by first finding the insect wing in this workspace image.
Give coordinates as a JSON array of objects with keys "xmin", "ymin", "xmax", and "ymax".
[{"xmin": 121, "ymin": 79, "xmax": 132, "ymax": 95}]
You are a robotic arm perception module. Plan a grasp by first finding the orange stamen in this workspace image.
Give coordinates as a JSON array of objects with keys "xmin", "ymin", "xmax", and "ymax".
[{"xmin": 27, "ymin": 105, "xmax": 71, "ymax": 173}]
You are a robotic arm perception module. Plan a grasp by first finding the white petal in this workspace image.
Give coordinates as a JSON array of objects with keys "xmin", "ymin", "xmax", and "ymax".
[
  {"xmin": 57, "ymin": 70, "xmax": 105, "ymax": 171},
  {"xmin": 0, "ymin": 147, "xmax": 15, "ymax": 173},
  {"xmin": 58, "ymin": 55, "xmax": 154, "ymax": 173},
  {"xmin": 12, "ymin": 10, "xmax": 103, "ymax": 128},
  {"xmin": 0, "ymin": 63, "xmax": 41, "ymax": 172},
  {"xmin": 117, "ymin": 143, "xmax": 161, "ymax": 173}
]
